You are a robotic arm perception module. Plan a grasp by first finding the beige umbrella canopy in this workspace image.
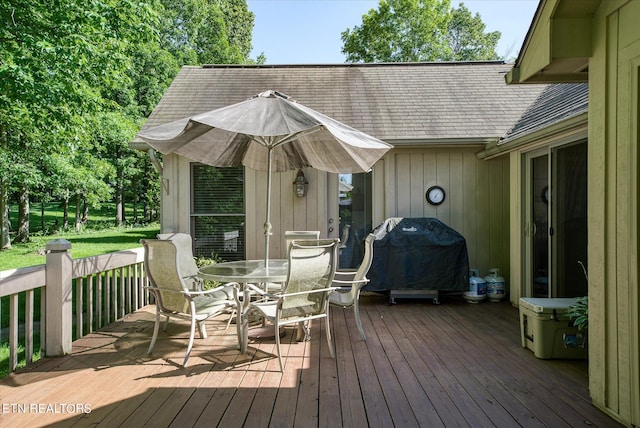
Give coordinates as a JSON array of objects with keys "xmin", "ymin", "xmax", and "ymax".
[{"xmin": 136, "ymin": 90, "xmax": 392, "ymax": 262}]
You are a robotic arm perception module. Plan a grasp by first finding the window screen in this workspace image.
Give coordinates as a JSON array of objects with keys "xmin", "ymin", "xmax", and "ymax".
[{"xmin": 191, "ymin": 164, "xmax": 245, "ymax": 261}]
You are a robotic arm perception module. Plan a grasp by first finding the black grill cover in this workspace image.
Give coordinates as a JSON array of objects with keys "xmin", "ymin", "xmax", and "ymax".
[{"xmin": 365, "ymin": 217, "xmax": 469, "ymax": 292}]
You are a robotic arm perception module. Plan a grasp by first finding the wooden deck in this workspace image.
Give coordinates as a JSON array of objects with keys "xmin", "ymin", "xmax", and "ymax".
[{"xmin": 0, "ymin": 294, "xmax": 621, "ymax": 428}]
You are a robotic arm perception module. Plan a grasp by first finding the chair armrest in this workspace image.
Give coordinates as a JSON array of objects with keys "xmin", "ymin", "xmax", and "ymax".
[
  {"xmin": 186, "ymin": 275, "xmax": 205, "ymax": 291},
  {"xmin": 144, "ymin": 283, "xmax": 238, "ymax": 298},
  {"xmin": 334, "ymin": 270, "xmax": 357, "ymax": 277},
  {"xmin": 245, "ymin": 283, "xmax": 281, "ymax": 300},
  {"xmin": 184, "ymin": 282, "xmax": 239, "ymax": 296},
  {"xmin": 332, "ymin": 278, "xmax": 369, "ymax": 286},
  {"xmin": 144, "ymin": 286, "xmax": 188, "ymax": 295},
  {"xmin": 278, "ymin": 287, "xmax": 338, "ymax": 298}
]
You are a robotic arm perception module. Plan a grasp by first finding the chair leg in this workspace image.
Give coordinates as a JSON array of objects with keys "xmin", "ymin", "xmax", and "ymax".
[
  {"xmin": 163, "ymin": 315, "xmax": 170, "ymax": 332},
  {"xmin": 197, "ymin": 320, "xmax": 207, "ymax": 339},
  {"xmin": 225, "ymin": 309, "xmax": 236, "ymax": 331},
  {"xmin": 148, "ymin": 308, "xmax": 161, "ymax": 355},
  {"xmin": 354, "ymin": 300, "xmax": 366, "ymax": 341},
  {"xmin": 183, "ymin": 314, "xmax": 197, "ymax": 367},
  {"xmin": 325, "ymin": 313, "xmax": 335, "ymax": 359},
  {"xmin": 275, "ymin": 319, "xmax": 283, "ymax": 372}
]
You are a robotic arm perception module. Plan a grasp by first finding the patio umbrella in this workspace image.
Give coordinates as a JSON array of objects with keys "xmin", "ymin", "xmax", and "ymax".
[{"xmin": 136, "ymin": 90, "xmax": 392, "ymax": 262}]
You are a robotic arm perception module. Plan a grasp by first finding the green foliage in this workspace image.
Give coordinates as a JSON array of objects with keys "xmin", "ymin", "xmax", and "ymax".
[
  {"xmin": 448, "ymin": 3, "xmax": 500, "ymax": 61},
  {"xmin": 159, "ymin": 0, "xmax": 255, "ymax": 65},
  {"xmin": 0, "ymin": 0, "xmax": 257, "ymax": 245},
  {"xmin": 2, "ymin": 201, "xmax": 159, "ymax": 269},
  {"xmin": 341, "ymin": 0, "xmax": 500, "ymax": 63},
  {"xmin": 0, "ymin": 342, "xmax": 42, "ymax": 378},
  {"xmin": 567, "ymin": 296, "xmax": 588, "ymax": 332}
]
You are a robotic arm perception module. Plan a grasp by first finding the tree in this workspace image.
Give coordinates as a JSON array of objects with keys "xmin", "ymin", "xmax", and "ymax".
[
  {"xmin": 0, "ymin": 0, "xmax": 159, "ymax": 242},
  {"xmin": 447, "ymin": 3, "xmax": 500, "ymax": 61},
  {"xmin": 159, "ymin": 0, "xmax": 255, "ymax": 65},
  {"xmin": 0, "ymin": 0, "xmax": 258, "ymax": 243},
  {"xmin": 341, "ymin": 0, "xmax": 500, "ymax": 63}
]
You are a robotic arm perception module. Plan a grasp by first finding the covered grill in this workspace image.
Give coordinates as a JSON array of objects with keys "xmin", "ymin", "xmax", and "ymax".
[{"xmin": 366, "ymin": 218, "xmax": 469, "ymax": 296}]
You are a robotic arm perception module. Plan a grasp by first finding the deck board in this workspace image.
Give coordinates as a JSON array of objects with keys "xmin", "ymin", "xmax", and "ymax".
[{"xmin": 0, "ymin": 294, "xmax": 623, "ymax": 428}]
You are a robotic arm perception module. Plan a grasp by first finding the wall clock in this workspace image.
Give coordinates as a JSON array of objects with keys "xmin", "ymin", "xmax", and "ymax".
[{"xmin": 426, "ymin": 185, "xmax": 445, "ymax": 206}]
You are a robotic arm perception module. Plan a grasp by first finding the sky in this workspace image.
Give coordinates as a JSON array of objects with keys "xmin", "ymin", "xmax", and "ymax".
[{"xmin": 246, "ymin": 0, "xmax": 539, "ymax": 64}]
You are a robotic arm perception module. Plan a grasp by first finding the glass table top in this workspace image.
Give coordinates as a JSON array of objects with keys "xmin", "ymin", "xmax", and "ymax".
[{"xmin": 198, "ymin": 259, "xmax": 288, "ymax": 283}]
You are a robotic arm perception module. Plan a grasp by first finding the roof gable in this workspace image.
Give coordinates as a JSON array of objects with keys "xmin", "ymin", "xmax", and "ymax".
[{"xmin": 133, "ymin": 62, "xmax": 548, "ymax": 148}]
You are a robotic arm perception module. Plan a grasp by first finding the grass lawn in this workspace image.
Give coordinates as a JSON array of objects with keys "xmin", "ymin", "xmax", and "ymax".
[
  {"xmin": 1, "ymin": 203, "xmax": 160, "ymax": 376},
  {"xmin": 2, "ymin": 201, "xmax": 160, "ymax": 270},
  {"xmin": 0, "ymin": 224, "xmax": 160, "ymax": 271}
]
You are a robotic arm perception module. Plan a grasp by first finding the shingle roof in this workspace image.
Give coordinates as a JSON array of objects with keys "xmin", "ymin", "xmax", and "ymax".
[
  {"xmin": 133, "ymin": 62, "xmax": 549, "ymax": 146},
  {"xmin": 499, "ymin": 83, "xmax": 588, "ymax": 144}
]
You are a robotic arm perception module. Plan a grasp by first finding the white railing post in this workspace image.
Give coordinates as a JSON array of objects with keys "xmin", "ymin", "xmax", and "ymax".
[{"xmin": 45, "ymin": 239, "xmax": 73, "ymax": 356}]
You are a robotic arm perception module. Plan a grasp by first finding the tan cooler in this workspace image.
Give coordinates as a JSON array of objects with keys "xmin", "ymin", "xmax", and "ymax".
[{"xmin": 519, "ymin": 297, "xmax": 587, "ymax": 359}]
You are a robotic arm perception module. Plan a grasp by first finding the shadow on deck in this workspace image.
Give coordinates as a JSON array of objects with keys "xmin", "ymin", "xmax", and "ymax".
[{"xmin": 0, "ymin": 294, "xmax": 621, "ymax": 428}]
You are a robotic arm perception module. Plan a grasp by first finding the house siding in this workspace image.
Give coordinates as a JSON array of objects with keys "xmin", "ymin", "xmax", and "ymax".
[
  {"xmin": 508, "ymin": 0, "xmax": 640, "ymax": 425},
  {"xmin": 589, "ymin": 1, "xmax": 640, "ymax": 424},
  {"xmin": 382, "ymin": 147, "xmax": 510, "ymax": 282}
]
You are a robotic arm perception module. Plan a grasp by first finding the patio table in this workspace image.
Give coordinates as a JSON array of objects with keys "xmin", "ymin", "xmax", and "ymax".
[{"xmin": 199, "ymin": 259, "xmax": 288, "ymax": 354}]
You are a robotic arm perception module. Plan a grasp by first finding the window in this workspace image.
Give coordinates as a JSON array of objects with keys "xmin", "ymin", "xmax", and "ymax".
[{"xmin": 191, "ymin": 164, "xmax": 245, "ymax": 261}]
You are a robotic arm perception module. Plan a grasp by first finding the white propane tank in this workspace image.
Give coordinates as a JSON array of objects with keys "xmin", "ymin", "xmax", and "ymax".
[
  {"xmin": 464, "ymin": 269, "xmax": 487, "ymax": 303},
  {"xmin": 468, "ymin": 269, "xmax": 487, "ymax": 296},
  {"xmin": 485, "ymin": 268, "xmax": 506, "ymax": 302}
]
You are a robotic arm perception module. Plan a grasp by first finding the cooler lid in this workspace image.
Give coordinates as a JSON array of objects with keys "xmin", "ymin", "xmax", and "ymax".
[{"xmin": 519, "ymin": 297, "xmax": 579, "ymax": 314}]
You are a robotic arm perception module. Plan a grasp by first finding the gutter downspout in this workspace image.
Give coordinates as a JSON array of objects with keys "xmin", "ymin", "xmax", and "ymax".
[{"xmin": 148, "ymin": 149, "xmax": 169, "ymax": 194}]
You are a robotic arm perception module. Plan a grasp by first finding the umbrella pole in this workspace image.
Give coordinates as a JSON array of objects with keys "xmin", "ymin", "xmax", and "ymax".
[{"xmin": 264, "ymin": 147, "xmax": 273, "ymax": 265}]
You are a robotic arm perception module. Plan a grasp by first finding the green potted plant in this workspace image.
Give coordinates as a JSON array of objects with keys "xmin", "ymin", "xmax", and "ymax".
[
  {"xmin": 565, "ymin": 261, "xmax": 588, "ymax": 348},
  {"xmin": 567, "ymin": 296, "xmax": 588, "ymax": 333}
]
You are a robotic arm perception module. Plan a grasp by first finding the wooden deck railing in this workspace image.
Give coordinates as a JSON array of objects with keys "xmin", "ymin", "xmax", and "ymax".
[{"xmin": 0, "ymin": 239, "xmax": 148, "ymax": 373}]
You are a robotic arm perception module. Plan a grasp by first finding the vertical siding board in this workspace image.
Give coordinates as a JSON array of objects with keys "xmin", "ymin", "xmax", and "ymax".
[
  {"xmin": 488, "ymin": 159, "xmax": 504, "ymax": 271},
  {"xmin": 476, "ymin": 156, "xmax": 492, "ymax": 271},
  {"xmin": 410, "ymin": 154, "xmax": 425, "ymax": 217},
  {"xmin": 436, "ymin": 152, "xmax": 451, "ymax": 225},
  {"xmin": 244, "ymin": 168, "xmax": 255, "ymax": 260},
  {"xmin": 614, "ymin": 13, "xmax": 640, "ymax": 420},
  {"xmin": 255, "ymin": 170, "xmax": 267, "ymax": 260},
  {"xmin": 373, "ymin": 160, "xmax": 386, "ymax": 226},
  {"xmin": 604, "ymin": 9, "xmax": 621, "ymax": 414},
  {"xmin": 279, "ymin": 171, "xmax": 294, "ymax": 257},
  {"xmin": 423, "ymin": 152, "xmax": 437, "ymax": 218},
  {"xmin": 502, "ymin": 157, "xmax": 511, "ymax": 281},
  {"xmin": 449, "ymin": 151, "xmax": 464, "ymax": 232},
  {"xmin": 463, "ymin": 150, "xmax": 478, "ymax": 270},
  {"xmin": 268, "ymin": 171, "xmax": 282, "ymax": 257},
  {"xmin": 396, "ymin": 154, "xmax": 412, "ymax": 217},
  {"xmin": 385, "ymin": 153, "xmax": 397, "ymax": 218},
  {"xmin": 317, "ymin": 171, "xmax": 328, "ymax": 237},
  {"xmin": 588, "ymin": 2, "xmax": 608, "ymax": 407}
]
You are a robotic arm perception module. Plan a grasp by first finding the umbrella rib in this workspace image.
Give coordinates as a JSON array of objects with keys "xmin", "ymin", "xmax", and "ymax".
[{"xmin": 270, "ymin": 126, "xmax": 324, "ymax": 148}]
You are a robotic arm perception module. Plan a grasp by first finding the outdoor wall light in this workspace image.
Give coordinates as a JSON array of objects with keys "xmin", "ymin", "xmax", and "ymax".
[{"xmin": 294, "ymin": 169, "xmax": 308, "ymax": 198}]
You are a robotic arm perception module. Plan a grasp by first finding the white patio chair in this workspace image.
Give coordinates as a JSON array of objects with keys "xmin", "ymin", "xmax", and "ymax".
[
  {"xmin": 141, "ymin": 239, "xmax": 238, "ymax": 367},
  {"xmin": 329, "ymin": 233, "xmax": 375, "ymax": 341},
  {"xmin": 157, "ymin": 232, "xmax": 203, "ymax": 291},
  {"xmin": 260, "ymin": 230, "xmax": 321, "ymax": 294},
  {"xmin": 284, "ymin": 230, "xmax": 320, "ymax": 257},
  {"xmin": 247, "ymin": 238, "xmax": 339, "ymax": 371}
]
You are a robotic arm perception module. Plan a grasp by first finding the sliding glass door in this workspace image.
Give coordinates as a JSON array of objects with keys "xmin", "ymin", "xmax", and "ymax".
[{"xmin": 525, "ymin": 141, "xmax": 587, "ymax": 297}]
